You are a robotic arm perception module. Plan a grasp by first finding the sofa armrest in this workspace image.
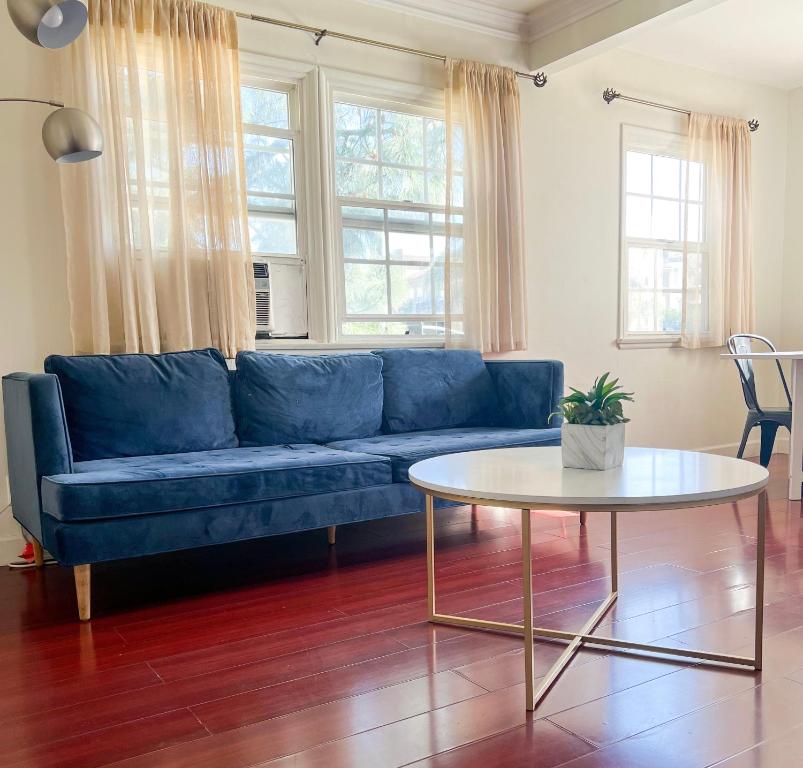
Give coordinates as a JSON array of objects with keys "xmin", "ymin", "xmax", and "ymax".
[
  {"xmin": 2, "ymin": 373, "xmax": 73, "ymax": 540},
  {"xmin": 485, "ymin": 360, "xmax": 564, "ymax": 429}
]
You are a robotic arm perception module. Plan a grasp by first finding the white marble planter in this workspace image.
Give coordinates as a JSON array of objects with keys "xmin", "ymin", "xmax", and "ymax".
[{"xmin": 561, "ymin": 423, "xmax": 625, "ymax": 470}]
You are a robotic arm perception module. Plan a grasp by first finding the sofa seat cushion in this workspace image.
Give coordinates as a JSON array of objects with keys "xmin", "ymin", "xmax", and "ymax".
[
  {"xmin": 328, "ymin": 427, "xmax": 561, "ymax": 483},
  {"xmin": 41, "ymin": 445, "xmax": 392, "ymax": 522},
  {"xmin": 44, "ymin": 348, "xmax": 237, "ymax": 462}
]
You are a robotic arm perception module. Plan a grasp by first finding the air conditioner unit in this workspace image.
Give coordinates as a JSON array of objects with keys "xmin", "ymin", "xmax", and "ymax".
[
  {"xmin": 253, "ymin": 258, "xmax": 273, "ymax": 336},
  {"xmin": 252, "ymin": 257, "xmax": 309, "ymax": 339}
]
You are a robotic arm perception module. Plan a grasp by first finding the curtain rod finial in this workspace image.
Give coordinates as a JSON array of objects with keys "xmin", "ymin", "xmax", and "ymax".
[
  {"xmin": 533, "ymin": 72, "xmax": 547, "ymax": 88},
  {"xmin": 748, "ymin": 118, "xmax": 759, "ymax": 132},
  {"xmin": 603, "ymin": 88, "xmax": 619, "ymax": 104}
]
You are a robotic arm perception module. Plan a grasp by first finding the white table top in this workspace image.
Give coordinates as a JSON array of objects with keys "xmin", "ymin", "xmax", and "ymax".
[
  {"xmin": 408, "ymin": 447, "xmax": 768, "ymax": 509},
  {"xmin": 722, "ymin": 351, "xmax": 803, "ymax": 359}
]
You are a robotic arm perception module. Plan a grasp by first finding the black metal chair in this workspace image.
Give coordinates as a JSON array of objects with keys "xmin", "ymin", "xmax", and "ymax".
[{"xmin": 728, "ymin": 334, "xmax": 792, "ymax": 467}]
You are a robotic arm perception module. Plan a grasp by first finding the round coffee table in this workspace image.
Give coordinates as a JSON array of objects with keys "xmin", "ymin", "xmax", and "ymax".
[{"xmin": 409, "ymin": 446, "xmax": 769, "ymax": 712}]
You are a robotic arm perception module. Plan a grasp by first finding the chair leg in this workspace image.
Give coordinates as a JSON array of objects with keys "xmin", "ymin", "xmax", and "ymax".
[
  {"xmin": 74, "ymin": 565, "xmax": 91, "ymax": 621},
  {"xmin": 32, "ymin": 539, "xmax": 44, "ymax": 567},
  {"xmin": 327, "ymin": 525, "xmax": 337, "ymax": 546},
  {"xmin": 579, "ymin": 511, "xmax": 587, "ymax": 526},
  {"xmin": 736, "ymin": 420, "xmax": 753, "ymax": 459},
  {"xmin": 759, "ymin": 421, "xmax": 780, "ymax": 468}
]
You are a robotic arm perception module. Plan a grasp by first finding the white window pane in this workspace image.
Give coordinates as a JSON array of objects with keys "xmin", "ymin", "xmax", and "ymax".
[
  {"xmin": 381, "ymin": 110, "xmax": 424, "ymax": 166},
  {"xmin": 342, "ymin": 205, "xmax": 384, "ymax": 222},
  {"xmin": 249, "ymin": 215, "xmax": 297, "ymax": 255},
  {"xmin": 336, "ymin": 161, "xmax": 380, "ymax": 198},
  {"xmin": 684, "ymin": 202, "xmax": 703, "ymax": 243},
  {"xmin": 658, "ymin": 250, "xmax": 683, "ymax": 290},
  {"xmin": 381, "ymin": 167, "xmax": 425, "ymax": 203},
  {"xmin": 241, "ymin": 87, "xmax": 289, "ymax": 130},
  {"xmin": 686, "ymin": 251, "xmax": 704, "ymax": 289},
  {"xmin": 390, "ymin": 264, "xmax": 432, "ymax": 314},
  {"xmin": 244, "ymin": 138, "xmax": 293, "ymax": 195},
  {"xmin": 388, "ymin": 231, "xmax": 430, "ymax": 262},
  {"xmin": 659, "ymin": 291, "xmax": 682, "ymax": 332},
  {"xmin": 433, "ymin": 264, "xmax": 463, "ymax": 314},
  {"xmin": 433, "ymin": 235, "xmax": 463, "ymax": 263},
  {"xmin": 335, "ymin": 103, "xmax": 378, "ymax": 160},
  {"xmin": 451, "ymin": 125, "xmax": 464, "ymax": 172},
  {"xmin": 247, "ymin": 195, "xmax": 294, "ymax": 212},
  {"xmin": 427, "ymin": 173, "xmax": 445, "ymax": 205},
  {"xmin": 342, "ymin": 320, "xmax": 438, "ymax": 336},
  {"xmin": 343, "ymin": 228, "xmax": 385, "ymax": 260},
  {"xmin": 683, "ymin": 161, "xmax": 703, "ymax": 202},
  {"xmin": 628, "ymin": 247, "xmax": 655, "ymax": 289},
  {"xmin": 388, "ymin": 208, "xmax": 428, "ymax": 226},
  {"xmin": 626, "ymin": 151, "xmax": 651, "ymax": 195},
  {"xmin": 652, "ymin": 199, "xmax": 680, "ymax": 241},
  {"xmin": 653, "ymin": 155, "xmax": 680, "ymax": 198},
  {"xmin": 425, "ymin": 118, "xmax": 446, "ymax": 169},
  {"xmin": 628, "ymin": 291, "xmax": 656, "ymax": 333},
  {"xmin": 626, "ymin": 195, "xmax": 651, "ymax": 238},
  {"xmin": 344, "ymin": 263, "xmax": 387, "ymax": 314}
]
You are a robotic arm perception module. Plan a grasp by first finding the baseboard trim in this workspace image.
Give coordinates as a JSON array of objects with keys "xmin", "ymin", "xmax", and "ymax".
[{"xmin": 699, "ymin": 435, "xmax": 790, "ymax": 458}]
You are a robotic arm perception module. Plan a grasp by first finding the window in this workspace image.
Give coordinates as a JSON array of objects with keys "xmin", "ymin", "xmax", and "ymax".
[
  {"xmin": 241, "ymin": 81, "xmax": 308, "ymax": 338},
  {"xmin": 333, "ymin": 100, "xmax": 463, "ymax": 338},
  {"xmin": 620, "ymin": 126, "xmax": 706, "ymax": 345}
]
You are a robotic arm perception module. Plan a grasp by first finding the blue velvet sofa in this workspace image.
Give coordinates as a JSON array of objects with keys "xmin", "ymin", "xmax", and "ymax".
[{"xmin": 3, "ymin": 348, "xmax": 562, "ymax": 619}]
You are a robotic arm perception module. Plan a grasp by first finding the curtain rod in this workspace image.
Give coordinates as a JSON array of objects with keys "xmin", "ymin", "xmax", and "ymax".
[
  {"xmin": 603, "ymin": 88, "xmax": 759, "ymax": 132},
  {"xmin": 235, "ymin": 12, "xmax": 547, "ymax": 88}
]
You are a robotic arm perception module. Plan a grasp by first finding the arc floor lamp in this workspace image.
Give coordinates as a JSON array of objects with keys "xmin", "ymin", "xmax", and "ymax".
[{"xmin": 5, "ymin": 0, "xmax": 103, "ymax": 163}]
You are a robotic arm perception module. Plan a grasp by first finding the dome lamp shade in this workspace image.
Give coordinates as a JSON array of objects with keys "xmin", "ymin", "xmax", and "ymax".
[
  {"xmin": 41, "ymin": 107, "xmax": 103, "ymax": 163},
  {"xmin": 7, "ymin": 0, "xmax": 88, "ymax": 48}
]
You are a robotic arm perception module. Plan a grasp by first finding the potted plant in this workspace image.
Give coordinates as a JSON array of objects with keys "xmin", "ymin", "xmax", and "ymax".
[{"xmin": 551, "ymin": 373, "xmax": 634, "ymax": 470}]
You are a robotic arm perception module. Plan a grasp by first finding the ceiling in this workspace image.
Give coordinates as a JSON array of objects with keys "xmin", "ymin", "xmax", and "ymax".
[
  {"xmin": 624, "ymin": 0, "xmax": 803, "ymax": 90},
  {"xmin": 355, "ymin": 0, "xmax": 619, "ymax": 42}
]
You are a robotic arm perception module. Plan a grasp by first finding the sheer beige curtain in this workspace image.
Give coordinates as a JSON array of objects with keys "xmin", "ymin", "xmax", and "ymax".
[
  {"xmin": 444, "ymin": 59, "xmax": 527, "ymax": 353},
  {"xmin": 60, "ymin": 0, "xmax": 254, "ymax": 356},
  {"xmin": 681, "ymin": 113, "xmax": 754, "ymax": 348}
]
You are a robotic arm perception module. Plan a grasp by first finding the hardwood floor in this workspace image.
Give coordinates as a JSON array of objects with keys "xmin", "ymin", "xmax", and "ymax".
[{"xmin": 2, "ymin": 455, "xmax": 802, "ymax": 767}]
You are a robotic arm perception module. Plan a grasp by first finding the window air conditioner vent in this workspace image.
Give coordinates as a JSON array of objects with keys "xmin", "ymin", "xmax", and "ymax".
[{"xmin": 253, "ymin": 259, "xmax": 272, "ymax": 334}]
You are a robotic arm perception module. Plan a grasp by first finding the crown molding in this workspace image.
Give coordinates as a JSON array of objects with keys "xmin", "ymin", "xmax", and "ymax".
[
  {"xmin": 527, "ymin": 0, "xmax": 620, "ymax": 41},
  {"xmin": 352, "ymin": 0, "xmax": 527, "ymax": 42}
]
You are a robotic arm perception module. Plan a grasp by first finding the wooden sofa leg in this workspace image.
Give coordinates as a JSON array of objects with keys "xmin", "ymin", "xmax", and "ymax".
[
  {"xmin": 32, "ymin": 539, "xmax": 44, "ymax": 567},
  {"xmin": 579, "ymin": 510, "xmax": 587, "ymax": 526},
  {"xmin": 74, "ymin": 565, "xmax": 91, "ymax": 621},
  {"xmin": 327, "ymin": 525, "xmax": 337, "ymax": 546}
]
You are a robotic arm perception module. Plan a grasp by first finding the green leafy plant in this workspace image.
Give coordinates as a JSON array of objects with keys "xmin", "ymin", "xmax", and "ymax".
[{"xmin": 551, "ymin": 373, "xmax": 634, "ymax": 426}]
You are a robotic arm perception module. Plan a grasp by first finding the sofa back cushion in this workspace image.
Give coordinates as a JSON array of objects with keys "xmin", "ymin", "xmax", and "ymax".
[
  {"xmin": 44, "ymin": 349, "xmax": 237, "ymax": 462},
  {"xmin": 373, "ymin": 349, "xmax": 499, "ymax": 433},
  {"xmin": 235, "ymin": 352, "xmax": 384, "ymax": 446}
]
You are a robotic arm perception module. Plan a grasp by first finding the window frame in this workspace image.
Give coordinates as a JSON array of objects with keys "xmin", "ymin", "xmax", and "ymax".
[
  {"xmin": 241, "ymin": 61, "xmax": 454, "ymax": 349},
  {"xmin": 328, "ymin": 88, "xmax": 461, "ymax": 343},
  {"xmin": 618, "ymin": 124, "xmax": 709, "ymax": 349},
  {"xmin": 239, "ymin": 64, "xmax": 312, "ymax": 339}
]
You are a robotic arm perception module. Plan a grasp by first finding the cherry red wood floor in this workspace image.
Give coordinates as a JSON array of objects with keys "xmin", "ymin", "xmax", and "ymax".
[{"xmin": 2, "ymin": 456, "xmax": 803, "ymax": 767}]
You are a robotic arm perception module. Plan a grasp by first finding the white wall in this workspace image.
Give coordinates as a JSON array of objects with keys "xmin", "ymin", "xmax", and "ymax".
[
  {"xmin": 515, "ymin": 48, "xmax": 790, "ymax": 452},
  {"xmin": 782, "ymin": 87, "xmax": 803, "ymax": 350},
  {"xmin": 0, "ymin": 18, "xmax": 72, "ymax": 555}
]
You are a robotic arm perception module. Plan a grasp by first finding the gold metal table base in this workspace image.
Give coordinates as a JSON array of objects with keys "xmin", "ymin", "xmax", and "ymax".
[{"xmin": 424, "ymin": 490, "xmax": 767, "ymax": 712}]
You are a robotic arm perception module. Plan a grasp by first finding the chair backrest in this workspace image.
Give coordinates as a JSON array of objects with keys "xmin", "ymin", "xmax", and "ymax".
[{"xmin": 726, "ymin": 334, "xmax": 791, "ymax": 413}]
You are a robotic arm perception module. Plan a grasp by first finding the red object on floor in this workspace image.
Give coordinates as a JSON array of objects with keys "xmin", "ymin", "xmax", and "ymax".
[{"xmin": 7, "ymin": 541, "xmax": 36, "ymax": 569}]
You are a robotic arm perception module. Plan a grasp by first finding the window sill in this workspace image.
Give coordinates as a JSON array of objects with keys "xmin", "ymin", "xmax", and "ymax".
[
  {"xmin": 255, "ymin": 338, "xmax": 446, "ymax": 352},
  {"xmin": 617, "ymin": 336, "xmax": 681, "ymax": 350}
]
